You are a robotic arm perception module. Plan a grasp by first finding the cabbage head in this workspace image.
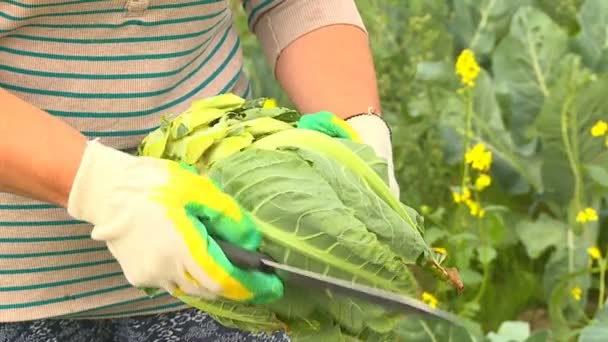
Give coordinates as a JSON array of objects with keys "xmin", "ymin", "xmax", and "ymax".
[{"xmin": 136, "ymin": 94, "xmax": 462, "ymax": 341}]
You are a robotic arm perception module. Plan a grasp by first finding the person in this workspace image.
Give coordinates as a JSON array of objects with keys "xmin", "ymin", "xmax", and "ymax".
[{"xmin": 0, "ymin": 0, "xmax": 399, "ymax": 341}]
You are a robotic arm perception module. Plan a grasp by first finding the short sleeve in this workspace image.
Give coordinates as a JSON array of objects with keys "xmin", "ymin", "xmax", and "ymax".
[{"xmin": 240, "ymin": 0, "xmax": 367, "ymax": 72}]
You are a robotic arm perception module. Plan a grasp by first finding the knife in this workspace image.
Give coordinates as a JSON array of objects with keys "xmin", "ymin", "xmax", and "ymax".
[{"xmin": 217, "ymin": 240, "xmax": 463, "ymax": 326}]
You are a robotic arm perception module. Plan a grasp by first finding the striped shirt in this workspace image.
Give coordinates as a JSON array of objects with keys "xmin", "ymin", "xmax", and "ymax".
[{"xmin": 0, "ymin": 0, "xmax": 364, "ymax": 322}]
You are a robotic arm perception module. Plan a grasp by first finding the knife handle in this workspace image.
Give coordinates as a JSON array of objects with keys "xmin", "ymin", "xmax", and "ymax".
[{"xmin": 216, "ymin": 240, "xmax": 275, "ymax": 274}]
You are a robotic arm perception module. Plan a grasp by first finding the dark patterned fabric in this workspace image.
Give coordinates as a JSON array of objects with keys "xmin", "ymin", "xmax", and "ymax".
[{"xmin": 0, "ymin": 308, "xmax": 290, "ymax": 342}]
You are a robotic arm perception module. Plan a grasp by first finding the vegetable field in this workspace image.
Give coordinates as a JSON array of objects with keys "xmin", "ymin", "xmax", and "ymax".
[{"xmin": 231, "ymin": 0, "xmax": 608, "ymax": 341}]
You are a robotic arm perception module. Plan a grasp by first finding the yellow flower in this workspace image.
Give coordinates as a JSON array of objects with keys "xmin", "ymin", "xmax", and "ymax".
[
  {"xmin": 570, "ymin": 287, "xmax": 582, "ymax": 301},
  {"xmin": 422, "ymin": 292, "xmax": 438, "ymax": 308},
  {"xmin": 475, "ymin": 173, "xmax": 492, "ymax": 191},
  {"xmin": 433, "ymin": 247, "xmax": 448, "ymax": 255},
  {"xmin": 452, "ymin": 188, "xmax": 485, "ymax": 218},
  {"xmin": 591, "ymin": 120, "xmax": 607, "ymax": 137},
  {"xmin": 576, "ymin": 207, "xmax": 599, "ymax": 223},
  {"xmin": 588, "ymin": 246, "xmax": 602, "ymax": 260},
  {"xmin": 262, "ymin": 98, "xmax": 277, "ymax": 109},
  {"xmin": 466, "ymin": 199, "xmax": 485, "ymax": 218},
  {"xmin": 452, "ymin": 188, "xmax": 471, "ymax": 204},
  {"xmin": 465, "ymin": 143, "xmax": 492, "ymax": 172},
  {"xmin": 455, "ymin": 49, "xmax": 481, "ymax": 88}
]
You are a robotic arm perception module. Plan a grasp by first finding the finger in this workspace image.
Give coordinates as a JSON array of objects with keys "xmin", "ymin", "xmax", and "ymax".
[
  {"xmin": 224, "ymin": 264, "xmax": 285, "ymax": 304},
  {"xmin": 296, "ymin": 111, "xmax": 358, "ymax": 141},
  {"xmin": 183, "ymin": 254, "xmax": 223, "ymax": 295},
  {"xmin": 197, "ymin": 236, "xmax": 283, "ymax": 303},
  {"xmin": 186, "ymin": 202, "xmax": 261, "ymax": 252},
  {"xmin": 176, "ymin": 268, "xmax": 219, "ymax": 300},
  {"xmin": 159, "ymin": 280, "xmax": 178, "ymax": 296}
]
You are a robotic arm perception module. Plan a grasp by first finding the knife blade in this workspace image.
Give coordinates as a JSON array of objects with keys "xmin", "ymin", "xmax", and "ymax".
[{"xmin": 217, "ymin": 240, "xmax": 462, "ymax": 326}]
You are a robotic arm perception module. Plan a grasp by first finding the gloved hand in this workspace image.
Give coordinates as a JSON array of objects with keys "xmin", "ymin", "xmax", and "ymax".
[
  {"xmin": 297, "ymin": 111, "xmax": 400, "ymax": 199},
  {"xmin": 67, "ymin": 140, "xmax": 283, "ymax": 304}
]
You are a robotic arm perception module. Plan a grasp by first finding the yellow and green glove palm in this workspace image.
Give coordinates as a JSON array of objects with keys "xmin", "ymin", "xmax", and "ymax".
[
  {"xmin": 297, "ymin": 111, "xmax": 401, "ymax": 199},
  {"xmin": 296, "ymin": 110, "xmax": 363, "ymax": 142},
  {"xmin": 67, "ymin": 140, "xmax": 283, "ymax": 304}
]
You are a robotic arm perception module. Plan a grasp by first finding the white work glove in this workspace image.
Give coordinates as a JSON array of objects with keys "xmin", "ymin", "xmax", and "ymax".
[
  {"xmin": 66, "ymin": 140, "xmax": 284, "ymax": 304},
  {"xmin": 346, "ymin": 113, "xmax": 400, "ymax": 199},
  {"xmin": 296, "ymin": 111, "xmax": 401, "ymax": 199}
]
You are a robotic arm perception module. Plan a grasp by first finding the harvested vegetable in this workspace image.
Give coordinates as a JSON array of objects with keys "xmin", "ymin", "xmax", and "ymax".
[{"xmin": 136, "ymin": 93, "xmax": 462, "ymax": 341}]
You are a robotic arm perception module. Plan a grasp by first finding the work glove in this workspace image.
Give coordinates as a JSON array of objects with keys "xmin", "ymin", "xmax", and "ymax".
[
  {"xmin": 67, "ymin": 140, "xmax": 284, "ymax": 304},
  {"xmin": 297, "ymin": 111, "xmax": 400, "ymax": 199}
]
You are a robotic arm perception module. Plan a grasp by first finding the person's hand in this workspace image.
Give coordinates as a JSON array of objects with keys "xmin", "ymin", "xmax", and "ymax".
[
  {"xmin": 66, "ymin": 140, "xmax": 284, "ymax": 304},
  {"xmin": 297, "ymin": 111, "xmax": 400, "ymax": 199}
]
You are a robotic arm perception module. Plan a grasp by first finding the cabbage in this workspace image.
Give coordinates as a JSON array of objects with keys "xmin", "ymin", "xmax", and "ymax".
[{"xmin": 136, "ymin": 94, "xmax": 462, "ymax": 341}]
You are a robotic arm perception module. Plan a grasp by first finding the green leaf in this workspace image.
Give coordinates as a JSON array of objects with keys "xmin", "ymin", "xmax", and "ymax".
[
  {"xmin": 138, "ymin": 126, "xmax": 169, "ymax": 158},
  {"xmin": 486, "ymin": 320, "xmax": 530, "ymax": 342},
  {"xmin": 164, "ymin": 120, "xmax": 231, "ymax": 164},
  {"xmin": 546, "ymin": 212, "xmax": 600, "ymax": 337},
  {"xmin": 393, "ymin": 316, "xmax": 485, "ymax": 342},
  {"xmin": 478, "ymin": 259, "xmax": 541, "ymax": 330},
  {"xmin": 211, "ymin": 148, "xmax": 420, "ymax": 292},
  {"xmin": 241, "ymin": 117, "xmax": 296, "ymax": 137},
  {"xmin": 514, "ymin": 213, "xmax": 567, "ymax": 259},
  {"xmin": 288, "ymin": 320, "xmax": 346, "ymax": 342},
  {"xmin": 477, "ymin": 245, "xmax": 497, "ymax": 264},
  {"xmin": 535, "ymin": 61, "xmax": 607, "ymax": 206},
  {"xmin": 579, "ymin": 324, "xmax": 608, "ymax": 342},
  {"xmin": 415, "ymin": 61, "xmax": 453, "ymax": 82},
  {"xmin": 177, "ymin": 295, "xmax": 284, "ymax": 333},
  {"xmin": 455, "ymin": 69, "xmax": 544, "ymax": 193},
  {"xmin": 450, "ymin": 0, "xmax": 525, "ymax": 57},
  {"xmin": 423, "ymin": 227, "xmax": 448, "ymax": 245},
  {"xmin": 573, "ymin": 0, "xmax": 608, "ymax": 72},
  {"xmin": 524, "ymin": 329, "xmax": 552, "ymax": 342},
  {"xmin": 138, "ymin": 94, "xmax": 445, "ymax": 339},
  {"xmin": 492, "ymin": 6, "xmax": 570, "ymax": 140},
  {"xmin": 579, "ymin": 300, "xmax": 608, "ymax": 342},
  {"xmin": 547, "ymin": 261, "xmax": 594, "ymax": 340},
  {"xmin": 325, "ymin": 296, "xmax": 403, "ymax": 336},
  {"xmin": 292, "ymin": 145, "xmax": 429, "ymax": 264},
  {"xmin": 533, "ymin": 0, "xmax": 584, "ymax": 33},
  {"xmin": 458, "ymin": 268, "xmax": 484, "ymax": 287},
  {"xmin": 585, "ymin": 164, "xmax": 608, "ymax": 188},
  {"xmin": 339, "ymin": 139, "xmax": 390, "ymax": 185},
  {"xmin": 204, "ymin": 132, "xmax": 254, "ymax": 168}
]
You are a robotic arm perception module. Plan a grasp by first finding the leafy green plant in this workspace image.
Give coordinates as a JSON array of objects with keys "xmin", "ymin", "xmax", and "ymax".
[
  {"xmin": 229, "ymin": 0, "xmax": 608, "ymax": 340},
  {"xmin": 137, "ymin": 94, "xmax": 468, "ymax": 341}
]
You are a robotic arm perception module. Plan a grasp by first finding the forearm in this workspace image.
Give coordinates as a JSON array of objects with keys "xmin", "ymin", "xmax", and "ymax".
[
  {"xmin": 0, "ymin": 88, "xmax": 87, "ymax": 207},
  {"xmin": 275, "ymin": 24, "xmax": 382, "ymax": 119}
]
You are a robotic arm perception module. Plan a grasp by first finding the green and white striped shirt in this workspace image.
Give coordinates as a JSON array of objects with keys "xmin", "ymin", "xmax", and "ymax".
[{"xmin": 0, "ymin": 0, "xmax": 364, "ymax": 322}]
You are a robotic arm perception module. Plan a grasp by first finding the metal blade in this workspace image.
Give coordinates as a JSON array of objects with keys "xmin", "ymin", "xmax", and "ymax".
[{"xmin": 261, "ymin": 258, "xmax": 462, "ymax": 325}]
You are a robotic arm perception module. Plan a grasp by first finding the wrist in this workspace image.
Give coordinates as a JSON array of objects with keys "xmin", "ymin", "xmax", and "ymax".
[
  {"xmin": 67, "ymin": 139, "xmax": 139, "ymax": 224},
  {"xmin": 345, "ymin": 113, "xmax": 393, "ymax": 161}
]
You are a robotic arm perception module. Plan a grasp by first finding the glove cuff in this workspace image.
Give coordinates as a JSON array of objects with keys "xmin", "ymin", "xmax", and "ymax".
[
  {"xmin": 345, "ymin": 113, "xmax": 400, "ymax": 198},
  {"xmin": 67, "ymin": 139, "xmax": 137, "ymax": 224},
  {"xmin": 345, "ymin": 113, "xmax": 393, "ymax": 166}
]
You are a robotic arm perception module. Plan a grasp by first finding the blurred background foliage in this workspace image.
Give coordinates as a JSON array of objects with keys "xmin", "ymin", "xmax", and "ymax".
[{"xmin": 230, "ymin": 0, "xmax": 608, "ymax": 340}]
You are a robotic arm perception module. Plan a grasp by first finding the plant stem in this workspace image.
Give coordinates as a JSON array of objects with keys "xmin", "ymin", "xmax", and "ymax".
[
  {"xmin": 461, "ymin": 89, "xmax": 473, "ymax": 191},
  {"xmin": 567, "ymin": 230, "xmax": 575, "ymax": 272},
  {"xmin": 475, "ymin": 212, "xmax": 489, "ymax": 305},
  {"xmin": 469, "ymin": 0, "xmax": 495, "ymax": 51},
  {"xmin": 474, "ymin": 262, "xmax": 490, "ymax": 303},
  {"xmin": 560, "ymin": 93, "xmax": 578, "ymax": 272},
  {"xmin": 599, "ymin": 257, "xmax": 606, "ymax": 311},
  {"xmin": 419, "ymin": 321, "xmax": 438, "ymax": 342}
]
